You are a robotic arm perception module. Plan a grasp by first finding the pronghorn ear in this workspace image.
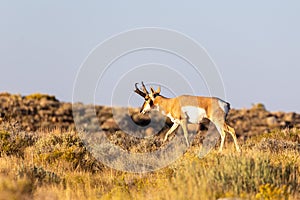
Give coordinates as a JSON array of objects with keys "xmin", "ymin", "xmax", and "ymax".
[
  {"xmin": 156, "ymin": 86, "xmax": 161, "ymax": 94},
  {"xmin": 150, "ymin": 87, "xmax": 155, "ymax": 94}
]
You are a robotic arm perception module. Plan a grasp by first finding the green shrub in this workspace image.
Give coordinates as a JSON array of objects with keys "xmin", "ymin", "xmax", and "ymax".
[
  {"xmin": 251, "ymin": 103, "xmax": 266, "ymax": 110},
  {"xmin": 16, "ymin": 165, "xmax": 61, "ymax": 186},
  {"xmin": 255, "ymin": 183, "xmax": 288, "ymax": 200},
  {"xmin": 0, "ymin": 129, "xmax": 36, "ymax": 158},
  {"xmin": 34, "ymin": 131, "xmax": 103, "ymax": 172},
  {"xmin": 165, "ymin": 150, "xmax": 299, "ymax": 199},
  {"xmin": 25, "ymin": 93, "xmax": 57, "ymax": 101}
]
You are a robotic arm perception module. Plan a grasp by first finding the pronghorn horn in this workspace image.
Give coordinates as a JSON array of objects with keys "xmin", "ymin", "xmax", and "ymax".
[
  {"xmin": 134, "ymin": 83, "xmax": 146, "ymax": 98},
  {"xmin": 151, "ymin": 86, "xmax": 161, "ymax": 94},
  {"xmin": 141, "ymin": 81, "xmax": 149, "ymax": 94},
  {"xmin": 156, "ymin": 86, "xmax": 161, "ymax": 94}
]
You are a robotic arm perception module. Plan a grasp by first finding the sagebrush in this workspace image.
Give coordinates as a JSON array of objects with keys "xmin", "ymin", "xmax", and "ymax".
[{"xmin": 0, "ymin": 122, "xmax": 299, "ymax": 199}]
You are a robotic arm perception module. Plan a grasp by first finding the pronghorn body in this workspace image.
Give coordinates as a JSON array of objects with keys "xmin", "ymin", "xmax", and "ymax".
[{"xmin": 134, "ymin": 82, "xmax": 241, "ymax": 152}]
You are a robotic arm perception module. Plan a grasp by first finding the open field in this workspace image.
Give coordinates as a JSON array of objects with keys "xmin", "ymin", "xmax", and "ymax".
[
  {"xmin": 0, "ymin": 93, "xmax": 299, "ymax": 199},
  {"xmin": 0, "ymin": 125, "xmax": 299, "ymax": 200}
]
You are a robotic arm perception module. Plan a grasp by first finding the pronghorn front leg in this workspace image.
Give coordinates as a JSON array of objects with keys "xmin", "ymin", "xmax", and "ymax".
[
  {"xmin": 163, "ymin": 122, "xmax": 179, "ymax": 142},
  {"xmin": 180, "ymin": 118, "xmax": 190, "ymax": 147}
]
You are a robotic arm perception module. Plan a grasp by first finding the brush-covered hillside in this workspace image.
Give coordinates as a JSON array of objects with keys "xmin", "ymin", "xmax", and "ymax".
[{"xmin": 0, "ymin": 93, "xmax": 299, "ymax": 199}]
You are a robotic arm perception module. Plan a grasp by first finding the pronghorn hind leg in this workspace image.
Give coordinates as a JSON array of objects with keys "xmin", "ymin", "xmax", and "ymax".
[
  {"xmin": 216, "ymin": 126, "xmax": 226, "ymax": 153},
  {"xmin": 224, "ymin": 123, "xmax": 241, "ymax": 152},
  {"xmin": 209, "ymin": 117, "xmax": 226, "ymax": 152}
]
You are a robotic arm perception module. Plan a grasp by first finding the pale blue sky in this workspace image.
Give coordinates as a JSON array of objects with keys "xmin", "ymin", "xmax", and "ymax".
[{"xmin": 1, "ymin": 1, "xmax": 300, "ymax": 112}]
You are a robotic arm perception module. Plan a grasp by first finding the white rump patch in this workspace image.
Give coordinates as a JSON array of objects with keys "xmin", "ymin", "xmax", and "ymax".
[
  {"xmin": 218, "ymin": 100, "xmax": 229, "ymax": 114},
  {"xmin": 181, "ymin": 106, "xmax": 207, "ymax": 123}
]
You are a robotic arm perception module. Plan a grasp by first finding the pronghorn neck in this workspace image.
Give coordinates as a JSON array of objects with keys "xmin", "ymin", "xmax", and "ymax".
[
  {"xmin": 153, "ymin": 95, "xmax": 181, "ymax": 123},
  {"xmin": 153, "ymin": 96, "xmax": 172, "ymax": 115}
]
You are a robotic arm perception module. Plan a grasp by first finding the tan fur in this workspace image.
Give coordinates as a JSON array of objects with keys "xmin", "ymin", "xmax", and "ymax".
[{"xmin": 154, "ymin": 95, "xmax": 217, "ymax": 119}]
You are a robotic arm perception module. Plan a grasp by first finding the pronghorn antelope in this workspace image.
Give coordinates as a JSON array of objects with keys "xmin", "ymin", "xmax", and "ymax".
[{"xmin": 134, "ymin": 82, "xmax": 241, "ymax": 152}]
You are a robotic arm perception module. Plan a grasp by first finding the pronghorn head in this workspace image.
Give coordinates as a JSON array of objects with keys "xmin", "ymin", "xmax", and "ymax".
[{"xmin": 134, "ymin": 82, "xmax": 161, "ymax": 114}]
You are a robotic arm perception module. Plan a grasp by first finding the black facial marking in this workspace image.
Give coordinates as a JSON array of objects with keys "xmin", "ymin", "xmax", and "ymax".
[
  {"xmin": 149, "ymin": 100, "xmax": 154, "ymax": 107},
  {"xmin": 140, "ymin": 101, "xmax": 146, "ymax": 113}
]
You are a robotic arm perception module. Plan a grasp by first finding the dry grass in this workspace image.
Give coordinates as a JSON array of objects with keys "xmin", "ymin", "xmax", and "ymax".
[{"xmin": 0, "ymin": 122, "xmax": 299, "ymax": 200}]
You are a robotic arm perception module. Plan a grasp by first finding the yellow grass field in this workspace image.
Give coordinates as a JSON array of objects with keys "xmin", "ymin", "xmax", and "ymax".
[{"xmin": 0, "ymin": 121, "xmax": 299, "ymax": 200}]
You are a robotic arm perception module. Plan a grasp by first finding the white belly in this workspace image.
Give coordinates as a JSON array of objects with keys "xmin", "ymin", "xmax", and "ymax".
[{"xmin": 181, "ymin": 106, "xmax": 207, "ymax": 123}]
